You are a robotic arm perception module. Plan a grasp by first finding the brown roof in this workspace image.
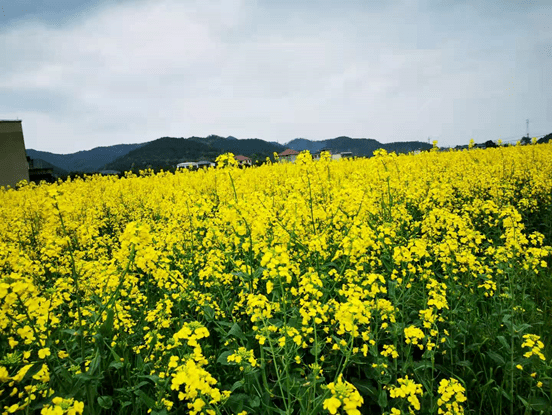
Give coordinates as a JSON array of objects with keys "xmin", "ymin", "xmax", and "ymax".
[
  {"xmin": 235, "ymin": 155, "xmax": 251, "ymax": 161},
  {"xmin": 279, "ymin": 149, "xmax": 300, "ymax": 156}
]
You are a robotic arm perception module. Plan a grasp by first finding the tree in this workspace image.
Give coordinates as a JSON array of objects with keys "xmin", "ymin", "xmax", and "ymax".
[{"xmin": 520, "ymin": 136, "xmax": 531, "ymax": 145}]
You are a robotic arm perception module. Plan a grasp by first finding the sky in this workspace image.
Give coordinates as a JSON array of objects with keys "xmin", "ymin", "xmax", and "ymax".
[{"xmin": 1, "ymin": 0, "xmax": 551, "ymax": 154}]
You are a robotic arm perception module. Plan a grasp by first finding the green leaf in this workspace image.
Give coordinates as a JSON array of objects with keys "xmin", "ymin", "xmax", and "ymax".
[
  {"xmin": 486, "ymin": 351, "xmax": 505, "ymax": 366},
  {"xmin": 138, "ymin": 374, "xmax": 159, "ymax": 383},
  {"xmin": 377, "ymin": 388, "xmax": 388, "ymax": 408},
  {"xmin": 227, "ymin": 323, "xmax": 246, "ymax": 341},
  {"xmin": 517, "ymin": 395, "xmax": 529, "ymax": 408},
  {"xmin": 231, "ymin": 380, "xmax": 244, "ymax": 392},
  {"xmin": 109, "ymin": 361, "xmax": 124, "ymax": 370},
  {"xmin": 135, "ymin": 389, "xmax": 156, "ymax": 408},
  {"xmin": 88, "ymin": 351, "xmax": 102, "ymax": 375},
  {"xmin": 226, "ymin": 394, "xmax": 247, "ymax": 413},
  {"xmin": 21, "ymin": 362, "xmax": 45, "ymax": 383},
  {"xmin": 350, "ymin": 378, "xmax": 377, "ymax": 399},
  {"xmin": 249, "ymin": 396, "xmax": 261, "ymax": 408},
  {"xmin": 99, "ymin": 308, "xmax": 115, "ymax": 337},
  {"xmin": 513, "ymin": 323, "xmax": 532, "ymax": 333},
  {"xmin": 217, "ymin": 350, "xmax": 233, "ymax": 365},
  {"xmin": 413, "ymin": 360, "xmax": 433, "ymax": 371},
  {"xmin": 529, "ymin": 396, "xmax": 551, "ymax": 411},
  {"xmin": 97, "ymin": 396, "xmax": 113, "ymax": 409},
  {"xmin": 456, "ymin": 360, "xmax": 472, "ymax": 367},
  {"xmin": 497, "ymin": 335, "xmax": 511, "ymax": 352},
  {"xmin": 494, "ymin": 387, "xmax": 512, "ymax": 401},
  {"xmin": 132, "ymin": 381, "xmax": 150, "ymax": 390},
  {"xmin": 120, "ymin": 401, "xmax": 133, "ymax": 409},
  {"xmin": 203, "ymin": 305, "xmax": 215, "ymax": 321}
]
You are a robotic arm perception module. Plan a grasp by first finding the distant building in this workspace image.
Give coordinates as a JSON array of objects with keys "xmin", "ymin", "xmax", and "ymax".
[
  {"xmin": 235, "ymin": 155, "xmax": 252, "ymax": 166},
  {"xmin": 278, "ymin": 148, "xmax": 300, "ymax": 162},
  {"xmin": 313, "ymin": 149, "xmax": 353, "ymax": 161},
  {"xmin": 28, "ymin": 157, "xmax": 55, "ymax": 183},
  {"xmin": 313, "ymin": 148, "xmax": 331, "ymax": 160},
  {"xmin": 176, "ymin": 161, "xmax": 215, "ymax": 170},
  {"xmin": 196, "ymin": 161, "xmax": 215, "ymax": 169},
  {"xmin": 176, "ymin": 162, "xmax": 197, "ymax": 170},
  {"xmin": 99, "ymin": 170, "xmax": 121, "ymax": 176},
  {"xmin": 0, "ymin": 120, "xmax": 29, "ymax": 188}
]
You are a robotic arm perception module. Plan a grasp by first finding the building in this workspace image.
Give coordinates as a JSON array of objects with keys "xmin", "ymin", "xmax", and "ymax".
[
  {"xmin": 278, "ymin": 148, "xmax": 300, "ymax": 162},
  {"xmin": 0, "ymin": 120, "xmax": 29, "ymax": 189},
  {"xmin": 176, "ymin": 161, "xmax": 215, "ymax": 170},
  {"xmin": 196, "ymin": 161, "xmax": 215, "ymax": 169},
  {"xmin": 176, "ymin": 162, "xmax": 197, "ymax": 170},
  {"xmin": 313, "ymin": 149, "xmax": 353, "ymax": 161},
  {"xmin": 99, "ymin": 170, "xmax": 121, "ymax": 176},
  {"xmin": 28, "ymin": 157, "xmax": 55, "ymax": 183},
  {"xmin": 235, "ymin": 155, "xmax": 252, "ymax": 166}
]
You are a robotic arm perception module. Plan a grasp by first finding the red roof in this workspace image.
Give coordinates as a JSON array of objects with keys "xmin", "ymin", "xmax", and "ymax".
[
  {"xmin": 279, "ymin": 149, "xmax": 300, "ymax": 156},
  {"xmin": 235, "ymin": 155, "xmax": 251, "ymax": 161}
]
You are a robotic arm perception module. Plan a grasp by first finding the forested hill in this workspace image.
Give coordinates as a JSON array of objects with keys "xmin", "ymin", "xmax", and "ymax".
[
  {"xmin": 101, "ymin": 136, "xmax": 285, "ymax": 172},
  {"xmin": 27, "ymin": 135, "xmax": 435, "ymax": 174},
  {"xmin": 285, "ymin": 136, "xmax": 432, "ymax": 156},
  {"xmin": 26, "ymin": 143, "xmax": 145, "ymax": 173}
]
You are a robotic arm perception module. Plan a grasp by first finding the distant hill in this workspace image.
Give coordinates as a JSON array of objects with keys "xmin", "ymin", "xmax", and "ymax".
[
  {"xmin": 538, "ymin": 133, "xmax": 552, "ymax": 144},
  {"xmin": 286, "ymin": 136, "xmax": 431, "ymax": 156},
  {"xmin": 102, "ymin": 137, "xmax": 219, "ymax": 171},
  {"xmin": 26, "ymin": 143, "xmax": 145, "ymax": 173},
  {"xmin": 102, "ymin": 136, "xmax": 286, "ymax": 172},
  {"xmin": 26, "ymin": 135, "xmax": 436, "ymax": 175},
  {"xmin": 189, "ymin": 135, "xmax": 285, "ymax": 156},
  {"xmin": 286, "ymin": 138, "xmax": 327, "ymax": 153}
]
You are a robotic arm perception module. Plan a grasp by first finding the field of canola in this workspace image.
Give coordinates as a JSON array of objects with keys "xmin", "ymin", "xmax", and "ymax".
[{"xmin": 1, "ymin": 145, "xmax": 552, "ymax": 415}]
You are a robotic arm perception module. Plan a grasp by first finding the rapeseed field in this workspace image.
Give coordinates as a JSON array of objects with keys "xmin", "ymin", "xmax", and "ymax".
[{"xmin": 1, "ymin": 144, "xmax": 551, "ymax": 414}]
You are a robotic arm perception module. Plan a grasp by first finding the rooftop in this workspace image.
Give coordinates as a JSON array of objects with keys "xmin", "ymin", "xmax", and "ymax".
[
  {"xmin": 279, "ymin": 149, "xmax": 300, "ymax": 156},
  {"xmin": 235, "ymin": 155, "xmax": 251, "ymax": 161}
]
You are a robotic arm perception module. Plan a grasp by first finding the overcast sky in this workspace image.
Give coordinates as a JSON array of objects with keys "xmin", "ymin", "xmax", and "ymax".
[{"xmin": 1, "ymin": 0, "xmax": 551, "ymax": 153}]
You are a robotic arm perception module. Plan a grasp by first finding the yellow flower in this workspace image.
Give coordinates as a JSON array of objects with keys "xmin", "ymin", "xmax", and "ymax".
[
  {"xmin": 266, "ymin": 280, "xmax": 274, "ymax": 295},
  {"xmin": 323, "ymin": 396, "xmax": 341, "ymax": 414},
  {"xmin": 38, "ymin": 348, "xmax": 51, "ymax": 359}
]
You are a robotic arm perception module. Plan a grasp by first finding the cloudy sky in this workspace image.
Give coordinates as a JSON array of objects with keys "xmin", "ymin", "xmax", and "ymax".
[{"xmin": 1, "ymin": 0, "xmax": 551, "ymax": 153}]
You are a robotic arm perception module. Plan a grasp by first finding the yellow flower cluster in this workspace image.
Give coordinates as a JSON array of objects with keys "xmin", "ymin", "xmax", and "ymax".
[
  {"xmin": 173, "ymin": 322, "xmax": 210, "ymax": 349},
  {"xmin": 40, "ymin": 397, "xmax": 84, "ymax": 415},
  {"xmin": 170, "ymin": 357, "xmax": 227, "ymax": 415},
  {"xmin": 226, "ymin": 347, "xmax": 258, "ymax": 372},
  {"xmin": 1, "ymin": 144, "xmax": 551, "ymax": 413},
  {"xmin": 437, "ymin": 378, "xmax": 467, "ymax": 415},
  {"xmin": 386, "ymin": 375, "xmax": 424, "ymax": 412},
  {"xmin": 521, "ymin": 334, "xmax": 546, "ymax": 361},
  {"xmin": 404, "ymin": 326, "xmax": 425, "ymax": 349},
  {"xmin": 323, "ymin": 374, "xmax": 364, "ymax": 415}
]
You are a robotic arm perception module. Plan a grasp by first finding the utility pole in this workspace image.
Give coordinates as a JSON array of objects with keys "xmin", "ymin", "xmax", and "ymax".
[{"xmin": 526, "ymin": 119, "xmax": 529, "ymax": 138}]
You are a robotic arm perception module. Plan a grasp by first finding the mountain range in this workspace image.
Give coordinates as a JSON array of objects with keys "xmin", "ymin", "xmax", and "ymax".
[
  {"xmin": 27, "ymin": 143, "xmax": 145, "ymax": 173},
  {"xmin": 286, "ymin": 136, "xmax": 432, "ymax": 156},
  {"xmin": 26, "ymin": 135, "xmax": 433, "ymax": 175}
]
